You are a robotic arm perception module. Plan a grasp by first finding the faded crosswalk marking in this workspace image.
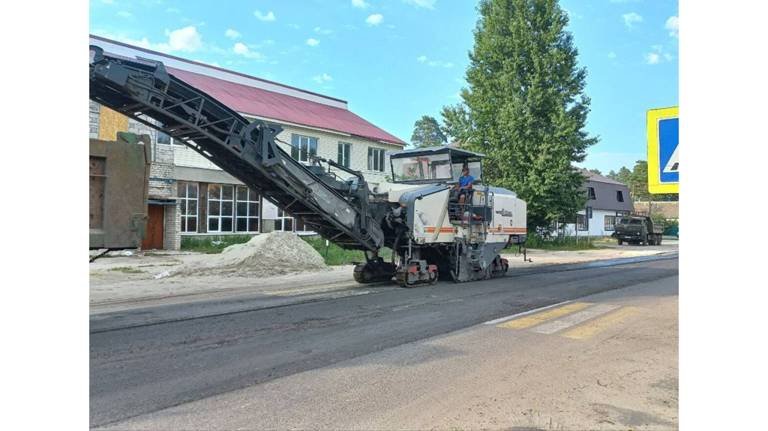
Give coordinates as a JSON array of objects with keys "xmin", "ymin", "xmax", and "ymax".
[
  {"xmin": 531, "ymin": 303, "xmax": 620, "ymax": 334},
  {"xmin": 561, "ymin": 306, "xmax": 640, "ymax": 339},
  {"xmin": 496, "ymin": 302, "xmax": 592, "ymax": 329}
]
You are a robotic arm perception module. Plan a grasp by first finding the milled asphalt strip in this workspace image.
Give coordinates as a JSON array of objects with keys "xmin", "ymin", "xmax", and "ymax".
[{"xmin": 90, "ymin": 253, "xmax": 677, "ymax": 334}]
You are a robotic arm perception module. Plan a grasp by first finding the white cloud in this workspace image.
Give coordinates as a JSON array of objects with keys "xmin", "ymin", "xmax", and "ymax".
[
  {"xmin": 306, "ymin": 38, "xmax": 320, "ymax": 47},
  {"xmin": 117, "ymin": 11, "xmax": 132, "ymax": 18},
  {"xmin": 351, "ymin": 0, "xmax": 369, "ymax": 8},
  {"xmin": 608, "ymin": 51, "xmax": 617, "ymax": 59},
  {"xmin": 312, "ymin": 73, "xmax": 333, "ymax": 83},
  {"xmin": 225, "ymin": 28, "xmax": 241, "ymax": 39},
  {"xmin": 644, "ymin": 45, "xmax": 674, "ymax": 65},
  {"xmin": 254, "ymin": 10, "xmax": 276, "ymax": 22},
  {"xmin": 622, "ymin": 12, "xmax": 643, "ymax": 29},
  {"xmin": 644, "ymin": 52, "xmax": 660, "ymax": 64},
  {"xmin": 233, "ymin": 42, "xmax": 263, "ymax": 60},
  {"xmin": 416, "ymin": 55, "xmax": 453, "ymax": 68},
  {"xmin": 666, "ymin": 16, "xmax": 679, "ymax": 38},
  {"xmin": 403, "ymin": 0, "xmax": 436, "ymax": 9},
  {"xmin": 166, "ymin": 26, "xmax": 203, "ymax": 52},
  {"xmin": 166, "ymin": 7, "xmax": 180, "ymax": 14},
  {"xmin": 366, "ymin": 14, "xmax": 384, "ymax": 26},
  {"xmin": 314, "ymin": 27, "xmax": 333, "ymax": 35}
]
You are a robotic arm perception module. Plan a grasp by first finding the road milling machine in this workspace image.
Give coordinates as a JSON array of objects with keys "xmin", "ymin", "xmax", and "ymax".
[{"xmin": 89, "ymin": 45, "xmax": 527, "ymax": 287}]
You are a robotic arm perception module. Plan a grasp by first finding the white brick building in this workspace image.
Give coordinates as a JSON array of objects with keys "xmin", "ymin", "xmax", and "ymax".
[{"xmin": 90, "ymin": 35, "xmax": 405, "ymax": 249}]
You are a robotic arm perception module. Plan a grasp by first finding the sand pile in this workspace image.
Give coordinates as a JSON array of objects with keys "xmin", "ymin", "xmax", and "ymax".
[{"xmin": 177, "ymin": 232, "xmax": 328, "ymax": 277}]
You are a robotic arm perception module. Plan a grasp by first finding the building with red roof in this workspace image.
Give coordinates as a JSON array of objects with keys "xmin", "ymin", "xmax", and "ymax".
[{"xmin": 89, "ymin": 35, "xmax": 405, "ymax": 249}]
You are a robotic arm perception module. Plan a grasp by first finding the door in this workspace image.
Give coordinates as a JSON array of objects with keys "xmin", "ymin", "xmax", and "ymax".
[{"xmin": 142, "ymin": 204, "xmax": 164, "ymax": 250}]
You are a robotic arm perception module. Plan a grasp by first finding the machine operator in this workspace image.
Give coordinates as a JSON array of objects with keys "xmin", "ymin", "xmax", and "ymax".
[{"xmin": 456, "ymin": 165, "xmax": 475, "ymax": 205}]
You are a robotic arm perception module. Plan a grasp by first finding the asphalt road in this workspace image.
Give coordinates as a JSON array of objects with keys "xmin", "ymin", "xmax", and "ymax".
[{"xmin": 90, "ymin": 256, "xmax": 678, "ymax": 429}]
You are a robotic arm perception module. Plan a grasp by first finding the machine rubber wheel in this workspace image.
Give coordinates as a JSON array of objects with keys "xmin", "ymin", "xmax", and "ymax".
[
  {"xmin": 429, "ymin": 268, "xmax": 439, "ymax": 285},
  {"xmin": 658, "ymin": 235, "xmax": 663, "ymax": 245},
  {"xmin": 618, "ymin": 239, "xmax": 623, "ymax": 245}
]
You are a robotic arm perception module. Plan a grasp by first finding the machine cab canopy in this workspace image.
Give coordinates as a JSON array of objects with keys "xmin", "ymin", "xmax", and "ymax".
[{"xmin": 389, "ymin": 146, "xmax": 484, "ymax": 184}]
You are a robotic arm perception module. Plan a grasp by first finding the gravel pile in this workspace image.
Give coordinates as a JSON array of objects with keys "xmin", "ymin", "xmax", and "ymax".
[{"xmin": 177, "ymin": 232, "xmax": 328, "ymax": 277}]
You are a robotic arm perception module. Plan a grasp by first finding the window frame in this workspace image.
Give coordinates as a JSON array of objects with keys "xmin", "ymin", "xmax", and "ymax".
[
  {"xmin": 178, "ymin": 181, "xmax": 199, "ymax": 233},
  {"xmin": 604, "ymin": 215, "xmax": 616, "ymax": 231},
  {"xmin": 616, "ymin": 190, "xmax": 625, "ymax": 202},
  {"xmin": 587, "ymin": 186, "xmax": 597, "ymax": 200},
  {"xmin": 337, "ymin": 142, "xmax": 351, "ymax": 168},
  {"xmin": 368, "ymin": 147, "xmax": 386, "ymax": 172},
  {"xmin": 207, "ymin": 184, "xmax": 235, "ymax": 233},
  {"xmin": 235, "ymin": 186, "xmax": 260, "ymax": 233},
  {"xmin": 291, "ymin": 134, "xmax": 318, "ymax": 162},
  {"xmin": 576, "ymin": 214, "xmax": 588, "ymax": 231}
]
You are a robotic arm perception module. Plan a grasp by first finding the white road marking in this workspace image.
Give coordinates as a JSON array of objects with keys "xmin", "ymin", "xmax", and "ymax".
[
  {"xmin": 483, "ymin": 300, "xmax": 573, "ymax": 325},
  {"xmin": 531, "ymin": 303, "xmax": 620, "ymax": 334}
]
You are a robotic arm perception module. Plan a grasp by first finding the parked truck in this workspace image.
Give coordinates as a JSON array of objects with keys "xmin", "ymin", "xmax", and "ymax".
[{"xmin": 613, "ymin": 215, "xmax": 663, "ymax": 246}]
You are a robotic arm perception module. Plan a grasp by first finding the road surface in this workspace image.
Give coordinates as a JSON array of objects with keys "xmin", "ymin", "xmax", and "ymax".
[{"xmin": 91, "ymin": 256, "xmax": 678, "ymax": 430}]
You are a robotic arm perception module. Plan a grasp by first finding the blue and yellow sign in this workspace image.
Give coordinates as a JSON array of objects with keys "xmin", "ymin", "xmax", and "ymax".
[{"xmin": 647, "ymin": 106, "xmax": 679, "ymax": 194}]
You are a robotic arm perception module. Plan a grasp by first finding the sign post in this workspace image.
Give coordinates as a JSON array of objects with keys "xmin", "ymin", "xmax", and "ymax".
[{"xmin": 647, "ymin": 106, "xmax": 679, "ymax": 194}]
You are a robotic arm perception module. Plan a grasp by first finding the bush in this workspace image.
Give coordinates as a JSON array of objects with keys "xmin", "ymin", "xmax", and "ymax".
[
  {"xmin": 301, "ymin": 235, "xmax": 393, "ymax": 266},
  {"xmin": 180, "ymin": 235, "xmax": 253, "ymax": 254},
  {"xmin": 511, "ymin": 230, "xmax": 602, "ymax": 251}
]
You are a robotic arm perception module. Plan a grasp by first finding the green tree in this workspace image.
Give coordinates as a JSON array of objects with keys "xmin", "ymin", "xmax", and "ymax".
[
  {"xmin": 410, "ymin": 115, "xmax": 447, "ymax": 148},
  {"xmin": 607, "ymin": 169, "xmax": 618, "ymax": 179},
  {"xmin": 629, "ymin": 160, "xmax": 651, "ymax": 201},
  {"xmin": 615, "ymin": 166, "xmax": 632, "ymax": 186},
  {"xmin": 458, "ymin": 0, "xmax": 597, "ymax": 228},
  {"xmin": 440, "ymin": 103, "xmax": 475, "ymax": 146},
  {"xmin": 588, "ymin": 168, "xmax": 602, "ymax": 175}
]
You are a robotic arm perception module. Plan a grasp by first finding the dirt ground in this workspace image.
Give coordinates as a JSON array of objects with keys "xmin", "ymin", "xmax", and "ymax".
[{"xmin": 89, "ymin": 239, "xmax": 677, "ymax": 311}]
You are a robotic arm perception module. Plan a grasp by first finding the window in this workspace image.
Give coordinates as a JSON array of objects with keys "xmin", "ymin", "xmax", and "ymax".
[
  {"xmin": 207, "ymin": 184, "xmax": 234, "ymax": 232},
  {"xmin": 587, "ymin": 187, "xmax": 596, "ymax": 200},
  {"xmin": 616, "ymin": 190, "xmax": 625, "ymax": 202},
  {"xmin": 576, "ymin": 214, "xmax": 588, "ymax": 231},
  {"xmin": 605, "ymin": 215, "xmax": 616, "ymax": 231},
  {"xmin": 276, "ymin": 208, "xmax": 293, "ymax": 232},
  {"xmin": 368, "ymin": 147, "xmax": 385, "ymax": 172},
  {"xmin": 338, "ymin": 142, "xmax": 351, "ymax": 168},
  {"xmin": 391, "ymin": 153, "xmax": 452, "ymax": 181},
  {"xmin": 157, "ymin": 131, "xmax": 172, "ymax": 145},
  {"xmin": 235, "ymin": 186, "xmax": 260, "ymax": 233},
  {"xmin": 178, "ymin": 182, "xmax": 198, "ymax": 233},
  {"xmin": 89, "ymin": 101, "xmax": 100, "ymax": 139},
  {"xmin": 291, "ymin": 134, "xmax": 318, "ymax": 162}
]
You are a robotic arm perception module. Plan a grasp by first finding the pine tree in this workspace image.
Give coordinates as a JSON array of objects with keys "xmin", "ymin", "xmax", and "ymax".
[
  {"xmin": 459, "ymin": 0, "xmax": 597, "ymax": 228},
  {"xmin": 410, "ymin": 115, "xmax": 447, "ymax": 148}
]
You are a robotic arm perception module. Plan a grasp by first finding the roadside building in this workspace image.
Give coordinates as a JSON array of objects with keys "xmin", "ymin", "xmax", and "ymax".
[
  {"xmin": 89, "ymin": 35, "xmax": 406, "ymax": 250},
  {"xmin": 556, "ymin": 170, "xmax": 634, "ymax": 237}
]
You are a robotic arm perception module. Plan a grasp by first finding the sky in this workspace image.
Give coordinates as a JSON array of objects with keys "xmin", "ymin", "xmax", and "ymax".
[{"xmin": 90, "ymin": 0, "xmax": 678, "ymax": 174}]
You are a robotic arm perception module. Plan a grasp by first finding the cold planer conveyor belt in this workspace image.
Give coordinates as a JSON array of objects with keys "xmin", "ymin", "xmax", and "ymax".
[{"xmin": 89, "ymin": 45, "xmax": 384, "ymax": 251}]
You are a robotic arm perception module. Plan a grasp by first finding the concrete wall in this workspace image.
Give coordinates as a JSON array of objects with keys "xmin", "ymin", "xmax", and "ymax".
[
  {"xmin": 173, "ymin": 121, "xmax": 403, "ymax": 186},
  {"xmin": 558, "ymin": 209, "xmax": 621, "ymax": 237}
]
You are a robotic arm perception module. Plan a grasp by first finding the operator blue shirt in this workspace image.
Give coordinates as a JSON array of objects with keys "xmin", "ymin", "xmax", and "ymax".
[{"xmin": 459, "ymin": 175, "xmax": 474, "ymax": 188}]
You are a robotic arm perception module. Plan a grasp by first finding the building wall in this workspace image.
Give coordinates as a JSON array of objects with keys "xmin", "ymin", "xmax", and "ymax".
[
  {"xmin": 164, "ymin": 204, "xmax": 181, "ymax": 250},
  {"xmin": 173, "ymin": 120, "xmax": 402, "ymax": 186},
  {"xmin": 91, "ymin": 103, "xmax": 403, "ymax": 247},
  {"xmin": 558, "ymin": 209, "xmax": 624, "ymax": 237}
]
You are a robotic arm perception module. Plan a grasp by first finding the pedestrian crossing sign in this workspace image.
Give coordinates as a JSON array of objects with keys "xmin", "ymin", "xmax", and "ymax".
[{"xmin": 647, "ymin": 106, "xmax": 679, "ymax": 194}]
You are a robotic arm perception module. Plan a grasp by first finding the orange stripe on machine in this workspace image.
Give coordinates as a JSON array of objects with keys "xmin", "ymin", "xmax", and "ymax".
[{"xmin": 424, "ymin": 227, "xmax": 456, "ymax": 233}]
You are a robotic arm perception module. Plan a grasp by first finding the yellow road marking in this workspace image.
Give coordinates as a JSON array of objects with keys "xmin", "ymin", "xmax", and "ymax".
[
  {"xmin": 561, "ymin": 306, "xmax": 641, "ymax": 340},
  {"xmin": 497, "ymin": 302, "xmax": 592, "ymax": 329}
]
